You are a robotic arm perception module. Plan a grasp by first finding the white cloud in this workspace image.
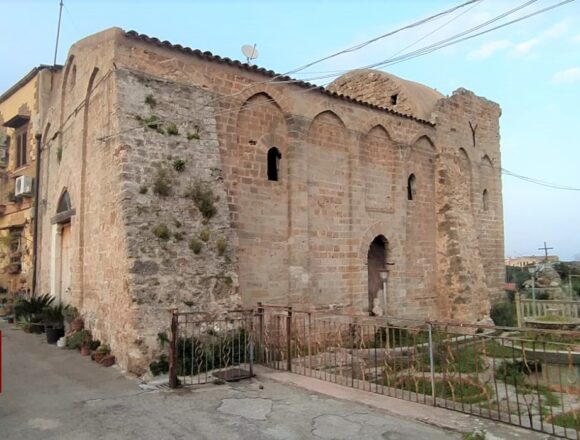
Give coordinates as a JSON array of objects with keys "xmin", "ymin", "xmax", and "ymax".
[
  {"xmin": 542, "ymin": 20, "xmax": 570, "ymax": 38},
  {"xmin": 513, "ymin": 37, "xmax": 541, "ymax": 55},
  {"xmin": 467, "ymin": 40, "xmax": 512, "ymax": 60},
  {"xmin": 552, "ymin": 67, "xmax": 580, "ymax": 84}
]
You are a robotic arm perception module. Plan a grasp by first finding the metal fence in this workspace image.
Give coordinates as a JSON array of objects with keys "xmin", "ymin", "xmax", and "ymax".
[
  {"xmin": 169, "ymin": 304, "xmax": 580, "ymax": 439},
  {"xmin": 517, "ymin": 296, "xmax": 580, "ymax": 327}
]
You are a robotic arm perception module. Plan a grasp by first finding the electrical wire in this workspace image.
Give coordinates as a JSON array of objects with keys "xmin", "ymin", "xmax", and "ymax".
[{"xmin": 502, "ymin": 168, "xmax": 580, "ymax": 191}]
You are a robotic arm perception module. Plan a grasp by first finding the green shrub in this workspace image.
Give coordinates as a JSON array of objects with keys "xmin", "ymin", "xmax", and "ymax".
[
  {"xmin": 216, "ymin": 236, "xmax": 227, "ymax": 256},
  {"xmin": 173, "ymin": 231, "xmax": 184, "ymax": 242},
  {"xmin": 153, "ymin": 224, "xmax": 171, "ymax": 241},
  {"xmin": 166, "ymin": 123, "xmax": 179, "ymax": 136},
  {"xmin": 139, "ymin": 185, "xmax": 148, "ymax": 194},
  {"xmin": 185, "ymin": 181, "xmax": 217, "ymax": 219},
  {"xmin": 189, "ymin": 238, "xmax": 202, "ymax": 254},
  {"xmin": 199, "ymin": 227, "xmax": 210, "ymax": 242},
  {"xmin": 187, "ymin": 131, "xmax": 200, "ymax": 140},
  {"xmin": 66, "ymin": 330, "xmax": 91, "ymax": 350},
  {"xmin": 145, "ymin": 94, "xmax": 157, "ymax": 108},
  {"xmin": 490, "ymin": 301, "xmax": 516, "ymax": 327},
  {"xmin": 174, "ymin": 220, "xmax": 182, "ymax": 228},
  {"xmin": 150, "ymin": 355, "xmax": 169, "ymax": 376},
  {"xmin": 172, "ymin": 159, "xmax": 186, "ymax": 172},
  {"xmin": 152, "ymin": 169, "xmax": 172, "ymax": 196}
]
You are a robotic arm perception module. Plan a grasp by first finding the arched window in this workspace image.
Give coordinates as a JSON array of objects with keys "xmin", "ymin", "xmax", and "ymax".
[
  {"xmin": 407, "ymin": 174, "xmax": 416, "ymax": 201},
  {"xmin": 52, "ymin": 190, "xmax": 75, "ymax": 225},
  {"xmin": 267, "ymin": 147, "xmax": 281, "ymax": 181},
  {"xmin": 483, "ymin": 189, "xmax": 489, "ymax": 211}
]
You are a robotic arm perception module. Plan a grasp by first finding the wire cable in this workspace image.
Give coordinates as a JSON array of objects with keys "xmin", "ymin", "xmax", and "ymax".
[{"xmin": 502, "ymin": 168, "xmax": 580, "ymax": 191}]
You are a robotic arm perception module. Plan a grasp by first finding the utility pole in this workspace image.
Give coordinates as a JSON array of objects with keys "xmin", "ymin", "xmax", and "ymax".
[{"xmin": 53, "ymin": 0, "xmax": 64, "ymax": 66}]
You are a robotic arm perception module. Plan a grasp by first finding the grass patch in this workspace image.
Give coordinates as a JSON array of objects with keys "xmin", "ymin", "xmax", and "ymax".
[
  {"xmin": 189, "ymin": 238, "xmax": 202, "ymax": 254},
  {"xmin": 153, "ymin": 224, "xmax": 171, "ymax": 241},
  {"xmin": 185, "ymin": 180, "xmax": 217, "ymax": 219},
  {"xmin": 484, "ymin": 340, "xmax": 515, "ymax": 358},
  {"xmin": 396, "ymin": 377, "xmax": 490, "ymax": 404},
  {"xmin": 550, "ymin": 410, "xmax": 580, "ymax": 430},
  {"xmin": 153, "ymin": 168, "xmax": 172, "ymax": 197}
]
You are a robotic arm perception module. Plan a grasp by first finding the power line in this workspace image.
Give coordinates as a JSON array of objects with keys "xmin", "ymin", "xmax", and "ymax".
[{"xmin": 502, "ymin": 168, "xmax": 580, "ymax": 191}]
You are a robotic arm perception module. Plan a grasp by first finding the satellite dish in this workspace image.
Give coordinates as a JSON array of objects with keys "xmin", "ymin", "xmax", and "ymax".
[{"xmin": 241, "ymin": 44, "xmax": 259, "ymax": 64}]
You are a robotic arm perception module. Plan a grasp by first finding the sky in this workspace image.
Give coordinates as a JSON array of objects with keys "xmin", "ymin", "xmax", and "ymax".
[{"xmin": 1, "ymin": 0, "xmax": 579, "ymax": 260}]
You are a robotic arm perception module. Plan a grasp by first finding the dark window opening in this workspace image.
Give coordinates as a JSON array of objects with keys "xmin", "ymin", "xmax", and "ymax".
[
  {"xmin": 390, "ymin": 94, "xmax": 398, "ymax": 105},
  {"xmin": 483, "ymin": 189, "xmax": 489, "ymax": 211},
  {"xmin": 57, "ymin": 191, "xmax": 72, "ymax": 214},
  {"xmin": 407, "ymin": 173, "xmax": 416, "ymax": 201},
  {"xmin": 16, "ymin": 128, "xmax": 27, "ymax": 168},
  {"xmin": 267, "ymin": 147, "xmax": 282, "ymax": 181}
]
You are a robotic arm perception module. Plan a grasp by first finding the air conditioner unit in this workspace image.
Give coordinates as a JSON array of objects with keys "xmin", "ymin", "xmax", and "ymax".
[{"xmin": 15, "ymin": 175, "xmax": 33, "ymax": 197}]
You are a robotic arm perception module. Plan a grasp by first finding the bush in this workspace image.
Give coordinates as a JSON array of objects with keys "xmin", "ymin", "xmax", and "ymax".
[
  {"xmin": 149, "ymin": 354, "xmax": 169, "ymax": 376},
  {"xmin": 490, "ymin": 301, "xmax": 516, "ymax": 327},
  {"xmin": 66, "ymin": 330, "xmax": 91, "ymax": 350},
  {"xmin": 152, "ymin": 169, "xmax": 172, "ymax": 197},
  {"xmin": 166, "ymin": 123, "xmax": 179, "ymax": 136},
  {"xmin": 216, "ymin": 236, "xmax": 227, "ymax": 256},
  {"xmin": 185, "ymin": 181, "xmax": 217, "ymax": 219},
  {"xmin": 153, "ymin": 224, "xmax": 171, "ymax": 241},
  {"xmin": 190, "ymin": 238, "xmax": 202, "ymax": 254},
  {"xmin": 199, "ymin": 227, "xmax": 210, "ymax": 242},
  {"xmin": 172, "ymin": 159, "xmax": 186, "ymax": 172}
]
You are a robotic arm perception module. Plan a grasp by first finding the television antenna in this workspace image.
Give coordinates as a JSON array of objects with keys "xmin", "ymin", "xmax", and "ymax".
[{"xmin": 241, "ymin": 44, "xmax": 259, "ymax": 65}]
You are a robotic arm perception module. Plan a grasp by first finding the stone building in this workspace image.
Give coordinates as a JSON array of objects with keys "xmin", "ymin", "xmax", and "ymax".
[
  {"xmin": 33, "ymin": 28, "xmax": 504, "ymax": 373},
  {"xmin": 0, "ymin": 65, "xmax": 59, "ymax": 295}
]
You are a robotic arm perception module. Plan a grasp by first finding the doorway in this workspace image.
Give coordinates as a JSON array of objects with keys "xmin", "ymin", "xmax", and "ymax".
[{"xmin": 367, "ymin": 235, "xmax": 388, "ymax": 315}]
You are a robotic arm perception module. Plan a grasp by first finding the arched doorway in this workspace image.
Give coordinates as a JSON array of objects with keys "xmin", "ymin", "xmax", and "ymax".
[
  {"xmin": 367, "ymin": 235, "xmax": 388, "ymax": 315},
  {"xmin": 50, "ymin": 190, "xmax": 75, "ymax": 304}
]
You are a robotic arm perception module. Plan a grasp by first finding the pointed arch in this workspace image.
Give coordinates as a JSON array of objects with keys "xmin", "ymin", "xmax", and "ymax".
[
  {"xmin": 481, "ymin": 154, "xmax": 493, "ymax": 168},
  {"xmin": 306, "ymin": 110, "xmax": 347, "ymax": 149}
]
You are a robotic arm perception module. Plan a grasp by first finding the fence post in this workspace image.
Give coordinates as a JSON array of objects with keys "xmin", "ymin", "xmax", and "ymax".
[
  {"xmin": 257, "ymin": 302, "xmax": 264, "ymax": 364},
  {"xmin": 427, "ymin": 322, "xmax": 436, "ymax": 406},
  {"xmin": 286, "ymin": 306, "xmax": 293, "ymax": 372},
  {"xmin": 515, "ymin": 292, "xmax": 522, "ymax": 328},
  {"xmin": 168, "ymin": 309, "xmax": 179, "ymax": 389}
]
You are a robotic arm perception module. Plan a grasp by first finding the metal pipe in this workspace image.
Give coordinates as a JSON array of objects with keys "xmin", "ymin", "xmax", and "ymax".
[{"xmin": 31, "ymin": 133, "xmax": 41, "ymax": 296}]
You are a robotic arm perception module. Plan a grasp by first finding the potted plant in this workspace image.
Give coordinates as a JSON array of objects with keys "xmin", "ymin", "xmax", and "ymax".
[
  {"xmin": 19, "ymin": 316, "xmax": 32, "ymax": 333},
  {"xmin": 92, "ymin": 344, "xmax": 110, "ymax": 363},
  {"xmin": 14, "ymin": 294, "xmax": 54, "ymax": 334},
  {"xmin": 43, "ymin": 304, "xmax": 69, "ymax": 344},
  {"xmin": 66, "ymin": 329, "xmax": 91, "ymax": 351}
]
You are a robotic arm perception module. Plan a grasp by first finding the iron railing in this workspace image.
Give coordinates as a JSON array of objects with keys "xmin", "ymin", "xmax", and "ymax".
[{"xmin": 169, "ymin": 304, "xmax": 580, "ymax": 438}]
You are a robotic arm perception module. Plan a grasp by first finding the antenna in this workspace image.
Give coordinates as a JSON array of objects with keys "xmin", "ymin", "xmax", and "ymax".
[
  {"xmin": 241, "ymin": 44, "xmax": 259, "ymax": 65},
  {"xmin": 53, "ymin": 0, "xmax": 64, "ymax": 65}
]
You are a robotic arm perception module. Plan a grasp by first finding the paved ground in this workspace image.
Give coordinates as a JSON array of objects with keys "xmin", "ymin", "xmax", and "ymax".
[{"xmin": 0, "ymin": 321, "xmax": 550, "ymax": 439}]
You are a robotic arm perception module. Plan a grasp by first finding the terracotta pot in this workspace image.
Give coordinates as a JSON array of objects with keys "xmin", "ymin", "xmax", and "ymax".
[
  {"xmin": 72, "ymin": 317, "xmax": 84, "ymax": 332},
  {"xmin": 92, "ymin": 351, "xmax": 106, "ymax": 363},
  {"xmin": 99, "ymin": 355, "xmax": 115, "ymax": 367},
  {"xmin": 80, "ymin": 345, "xmax": 91, "ymax": 356}
]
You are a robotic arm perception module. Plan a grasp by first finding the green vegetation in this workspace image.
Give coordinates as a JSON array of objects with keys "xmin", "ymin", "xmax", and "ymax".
[
  {"xmin": 490, "ymin": 300, "xmax": 516, "ymax": 327},
  {"xmin": 172, "ymin": 159, "xmax": 186, "ymax": 172},
  {"xmin": 199, "ymin": 226, "xmax": 210, "ymax": 242},
  {"xmin": 189, "ymin": 238, "xmax": 202, "ymax": 254},
  {"xmin": 187, "ymin": 131, "xmax": 200, "ymax": 140},
  {"xmin": 216, "ymin": 236, "xmax": 227, "ymax": 256},
  {"xmin": 173, "ymin": 231, "xmax": 184, "ymax": 242},
  {"xmin": 484, "ymin": 340, "xmax": 515, "ymax": 358},
  {"xmin": 550, "ymin": 410, "xmax": 580, "ymax": 430},
  {"xmin": 152, "ymin": 168, "xmax": 172, "ymax": 196},
  {"xmin": 66, "ymin": 329, "xmax": 91, "ymax": 350},
  {"xmin": 153, "ymin": 224, "xmax": 171, "ymax": 241},
  {"xmin": 395, "ymin": 377, "xmax": 489, "ymax": 404},
  {"xmin": 166, "ymin": 123, "xmax": 179, "ymax": 136},
  {"xmin": 463, "ymin": 430, "xmax": 486, "ymax": 440},
  {"xmin": 145, "ymin": 94, "xmax": 157, "ymax": 108},
  {"xmin": 149, "ymin": 354, "xmax": 169, "ymax": 376},
  {"xmin": 533, "ymin": 315, "xmax": 576, "ymax": 323},
  {"xmin": 185, "ymin": 181, "xmax": 218, "ymax": 219},
  {"xmin": 139, "ymin": 185, "xmax": 148, "ymax": 194},
  {"xmin": 174, "ymin": 220, "xmax": 182, "ymax": 228}
]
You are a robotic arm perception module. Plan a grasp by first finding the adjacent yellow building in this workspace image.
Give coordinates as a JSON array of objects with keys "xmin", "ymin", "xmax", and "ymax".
[{"xmin": 0, "ymin": 65, "xmax": 59, "ymax": 296}]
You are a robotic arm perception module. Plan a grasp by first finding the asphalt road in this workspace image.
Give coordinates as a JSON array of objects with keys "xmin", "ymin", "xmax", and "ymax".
[{"xmin": 0, "ymin": 320, "xmax": 462, "ymax": 440}]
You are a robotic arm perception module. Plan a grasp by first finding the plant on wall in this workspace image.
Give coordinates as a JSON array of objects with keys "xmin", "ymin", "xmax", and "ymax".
[
  {"xmin": 172, "ymin": 159, "xmax": 186, "ymax": 172},
  {"xmin": 189, "ymin": 238, "xmax": 202, "ymax": 254},
  {"xmin": 199, "ymin": 226, "xmax": 210, "ymax": 242},
  {"xmin": 216, "ymin": 236, "xmax": 227, "ymax": 256},
  {"xmin": 153, "ymin": 224, "xmax": 171, "ymax": 241},
  {"xmin": 166, "ymin": 123, "xmax": 179, "ymax": 136},
  {"xmin": 145, "ymin": 94, "xmax": 157, "ymax": 109},
  {"xmin": 187, "ymin": 131, "xmax": 200, "ymax": 140},
  {"xmin": 184, "ymin": 180, "xmax": 217, "ymax": 219},
  {"xmin": 153, "ymin": 168, "xmax": 172, "ymax": 197}
]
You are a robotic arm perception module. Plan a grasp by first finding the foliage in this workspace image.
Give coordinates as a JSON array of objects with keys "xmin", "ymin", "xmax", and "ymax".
[
  {"xmin": 89, "ymin": 339, "xmax": 101, "ymax": 351},
  {"xmin": 174, "ymin": 220, "xmax": 182, "ymax": 228},
  {"xmin": 157, "ymin": 331, "xmax": 169, "ymax": 346},
  {"xmin": 429, "ymin": 342, "xmax": 486, "ymax": 374},
  {"xmin": 216, "ymin": 236, "xmax": 227, "ymax": 256},
  {"xmin": 144, "ymin": 94, "xmax": 157, "ymax": 108},
  {"xmin": 490, "ymin": 300, "xmax": 516, "ymax": 327},
  {"xmin": 483, "ymin": 340, "xmax": 514, "ymax": 358},
  {"xmin": 534, "ymin": 314, "xmax": 576, "ymax": 323},
  {"xmin": 152, "ymin": 168, "xmax": 172, "ymax": 197},
  {"xmin": 153, "ymin": 224, "xmax": 171, "ymax": 241},
  {"xmin": 505, "ymin": 266, "xmax": 530, "ymax": 289},
  {"xmin": 66, "ymin": 329, "xmax": 91, "ymax": 350},
  {"xmin": 395, "ymin": 377, "xmax": 489, "ymax": 404},
  {"xmin": 166, "ymin": 123, "xmax": 179, "ymax": 136},
  {"xmin": 185, "ymin": 181, "xmax": 217, "ymax": 219},
  {"xmin": 150, "ymin": 354, "xmax": 169, "ymax": 376},
  {"xmin": 173, "ymin": 231, "xmax": 184, "ymax": 242},
  {"xmin": 172, "ymin": 159, "xmax": 186, "ymax": 172},
  {"xmin": 176, "ymin": 330, "xmax": 247, "ymax": 376},
  {"xmin": 63, "ymin": 305, "xmax": 79, "ymax": 324},
  {"xmin": 96, "ymin": 344, "xmax": 110, "ymax": 354},
  {"xmin": 139, "ymin": 185, "xmax": 148, "ymax": 194},
  {"xmin": 42, "ymin": 304, "xmax": 70, "ymax": 327},
  {"xmin": 550, "ymin": 410, "xmax": 580, "ymax": 430},
  {"xmin": 199, "ymin": 227, "xmax": 210, "ymax": 242},
  {"xmin": 463, "ymin": 430, "xmax": 486, "ymax": 440},
  {"xmin": 186, "ymin": 131, "xmax": 200, "ymax": 140},
  {"xmin": 14, "ymin": 294, "xmax": 55, "ymax": 322},
  {"xmin": 189, "ymin": 238, "xmax": 202, "ymax": 254}
]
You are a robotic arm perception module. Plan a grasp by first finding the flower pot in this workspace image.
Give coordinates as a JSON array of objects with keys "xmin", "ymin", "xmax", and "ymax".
[
  {"xmin": 31, "ymin": 322, "xmax": 45, "ymax": 334},
  {"xmin": 80, "ymin": 345, "xmax": 91, "ymax": 356},
  {"xmin": 99, "ymin": 355, "xmax": 115, "ymax": 367},
  {"xmin": 46, "ymin": 326, "xmax": 65, "ymax": 344}
]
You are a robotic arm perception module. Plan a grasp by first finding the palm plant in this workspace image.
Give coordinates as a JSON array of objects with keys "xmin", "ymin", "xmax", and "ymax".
[{"xmin": 14, "ymin": 294, "xmax": 55, "ymax": 322}]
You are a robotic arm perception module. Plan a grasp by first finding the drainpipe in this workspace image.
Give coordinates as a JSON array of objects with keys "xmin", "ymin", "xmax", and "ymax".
[{"xmin": 31, "ymin": 133, "xmax": 41, "ymax": 297}]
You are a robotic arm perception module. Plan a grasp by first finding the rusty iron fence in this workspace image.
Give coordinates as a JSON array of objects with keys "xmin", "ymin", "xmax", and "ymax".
[
  {"xmin": 169, "ymin": 304, "xmax": 580, "ymax": 438},
  {"xmin": 168, "ymin": 309, "xmax": 255, "ymax": 387}
]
